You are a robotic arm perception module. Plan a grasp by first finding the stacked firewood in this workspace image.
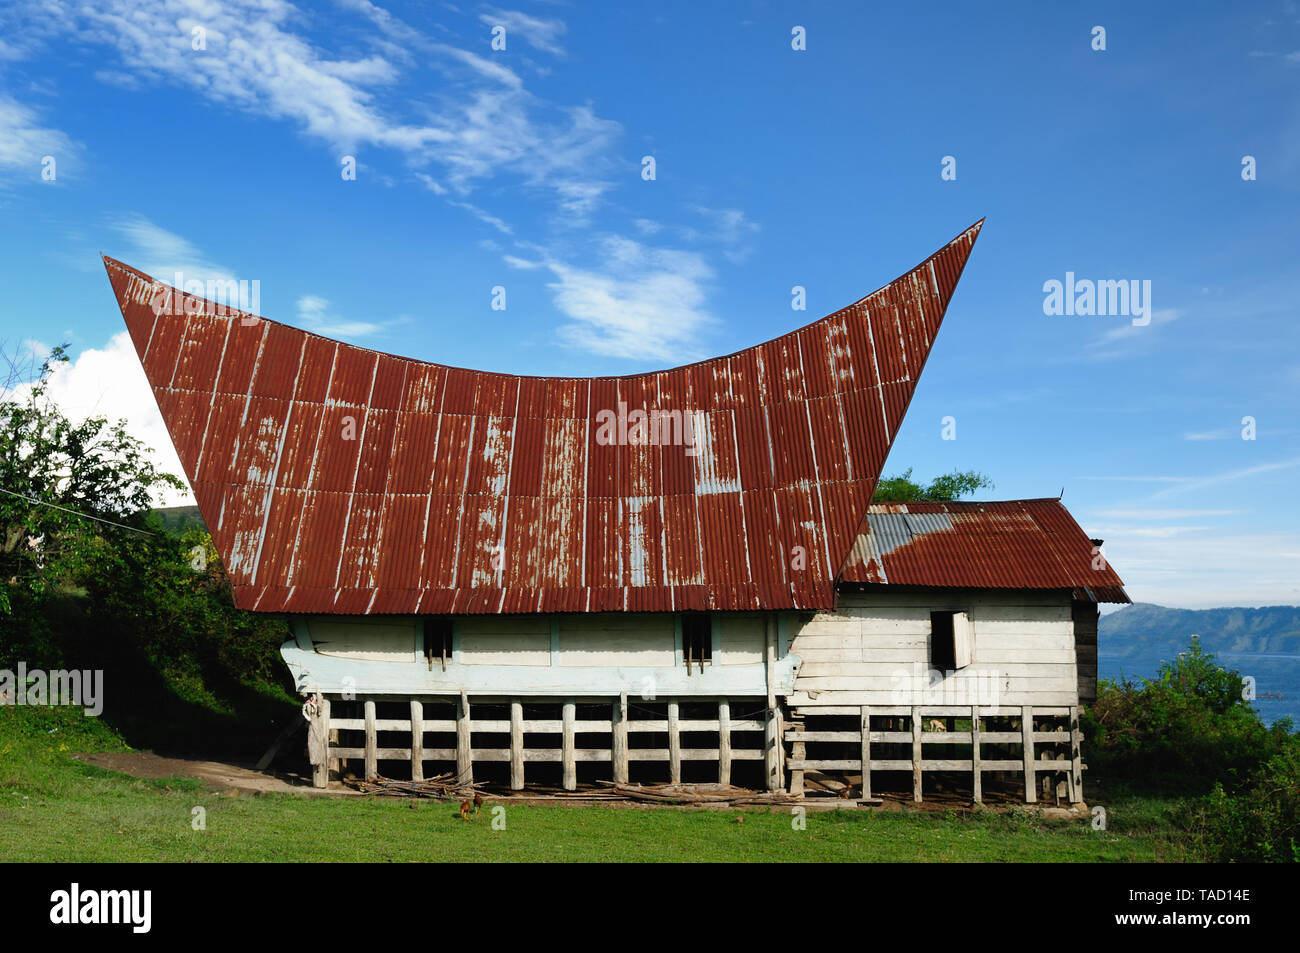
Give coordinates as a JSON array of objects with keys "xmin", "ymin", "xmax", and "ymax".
[{"xmin": 347, "ymin": 772, "xmax": 484, "ymax": 800}]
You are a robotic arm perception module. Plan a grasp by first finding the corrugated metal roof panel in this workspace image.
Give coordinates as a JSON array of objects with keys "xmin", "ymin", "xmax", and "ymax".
[
  {"xmin": 840, "ymin": 499, "xmax": 1130, "ymax": 602},
  {"xmin": 106, "ymin": 220, "xmax": 985, "ymax": 614}
]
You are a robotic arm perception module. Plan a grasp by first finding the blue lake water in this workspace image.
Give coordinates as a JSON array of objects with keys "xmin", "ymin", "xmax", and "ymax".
[{"xmin": 1099, "ymin": 652, "xmax": 1300, "ymax": 728}]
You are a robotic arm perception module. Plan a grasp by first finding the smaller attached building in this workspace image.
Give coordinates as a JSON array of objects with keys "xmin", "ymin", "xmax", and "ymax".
[{"xmin": 784, "ymin": 498, "xmax": 1126, "ymax": 801}]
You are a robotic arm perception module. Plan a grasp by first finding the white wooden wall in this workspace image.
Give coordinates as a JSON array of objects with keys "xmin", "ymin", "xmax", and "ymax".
[
  {"xmin": 307, "ymin": 612, "xmax": 767, "ymax": 669},
  {"xmin": 786, "ymin": 590, "xmax": 1079, "ymax": 708}
]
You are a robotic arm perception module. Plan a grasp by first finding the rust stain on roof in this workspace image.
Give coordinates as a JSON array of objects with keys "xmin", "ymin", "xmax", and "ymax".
[
  {"xmin": 841, "ymin": 499, "xmax": 1129, "ymax": 603},
  {"xmin": 105, "ymin": 220, "xmax": 985, "ymax": 614}
]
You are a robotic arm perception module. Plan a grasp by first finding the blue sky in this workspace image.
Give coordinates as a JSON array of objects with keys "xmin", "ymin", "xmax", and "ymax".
[{"xmin": 0, "ymin": 0, "xmax": 1297, "ymax": 608}]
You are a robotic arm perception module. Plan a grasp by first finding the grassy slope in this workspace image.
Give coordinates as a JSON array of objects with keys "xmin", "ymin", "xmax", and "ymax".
[{"xmin": 0, "ymin": 708, "xmax": 1197, "ymax": 862}]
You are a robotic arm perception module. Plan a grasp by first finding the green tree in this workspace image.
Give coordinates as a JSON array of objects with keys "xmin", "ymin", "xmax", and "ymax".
[
  {"xmin": 872, "ymin": 467, "xmax": 994, "ymax": 502},
  {"xmin": 0, "ymin": 341, "xmax": 295, "ymax": 754},
  {"xmin": 0, "ymin": 343, "xmax": 184, "ymax": 610}
]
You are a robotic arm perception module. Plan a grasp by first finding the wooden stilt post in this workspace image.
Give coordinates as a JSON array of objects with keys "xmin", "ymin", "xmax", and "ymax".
[
  {"xmin": 667, "ymin": 700, "xmax": 681, "ymax": 784},
  {"xmin": 717, "ymin": 698, "xmax": 731, "ymax": 786},
  {"xmin": 765, "ymin": 613, "xmax": 781, "ymax": 792},
  {"xmin": 562, "ymin": 699, "xmax": 577, "ymax": 791},
  {"xmin": 860, "ymin": 705, "xmax": 877, "ymax": 803},
  {"xmin": 971, "ymin": 705, "xmax": 982, "ymax": 804},
  {"xmin": 911, "ymin": 705, "xmax": 923, "ymax": 802},
  {"xmin": 364, "ymin": 698, "xmax": 377, "ymax": 781},
  {"xmin": 1068, "ymin": 706, "xmax": 1083, "ymax": 803},
  {"xmin": 510, "ymin": 700, "xmax": 525, "ymax": 790},
  {"xmin": 613, "ymin": 693, "xmax": 629, "ymax": 785},
  {"xmin": 456, "ymin": 691, "xmax": 473, "ymax": 786},
  {"xmin": 310, "ymin": 695, "xmax": 330, "ymax": 789},
  {"xmin": 789, "ymin": 713, "xmax": 805, "ymax": 796},
  {"xmin": 327, "ymin": 699, "xmax": 339, "ymax": 780},
  {"xmin": 1021, "ymin": 705, "xmax": 1036, "ymax": 803},
  {"xmin": 410, "ymin": 699, "xmax": 424, "ymax": 782}
]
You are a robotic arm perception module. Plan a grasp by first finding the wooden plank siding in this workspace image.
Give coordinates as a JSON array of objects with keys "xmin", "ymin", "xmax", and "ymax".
[
  {"xmin": 1072, "ymin": 599, "xmax": 1099, "ymax": 706},
  {"xmin": 786, "ymin": 590, "xmax": 1081, "ymax": 709}
]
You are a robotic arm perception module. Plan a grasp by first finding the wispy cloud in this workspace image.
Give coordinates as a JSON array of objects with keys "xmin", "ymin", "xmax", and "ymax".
[
  {"xmin": 691, "ymin": 206, "xmax": 760, "ymax": 263},
  {"xmin": 1102, "ymin": 529, "xmax": 1300, "ymax": 608},
  {"xmin": 296, "ymin": 295, "xmax": 404, "ymax": 340},
  {"xmin": 110, "ymin": 216, "xmax": 236, "ymax": 282},
  {"xmin": 1151, "ymin": 457, "xmax": 1300, "ymax": 497},
  {"xmin": 13, "ymin": 0, "xmax": 615, "ymax": 223},
  {"xmin": 445, "ymin": 199, "xmax": 514, "ymax": 235},
  {"xmin": 1084, "ymin": 307, "xmax": 1182, "ymax": 360},
  {"xmin": 479, "ymin": 7, "xmax": 568, "ymax": 56},
  {"xmin": 1078, "ymin": 474, "xmax": 1194, "ymax": 484},
  {"xmin": 513, "ymin": 237, "xmax": 718, "ymax": 364},
  {"xmin": 0, "ymin": 94, "xmax": 76, "ymax": 180},
  {"xmin": 1092, "ymin": 508, "xmax": 1245, "ymax": 520}
]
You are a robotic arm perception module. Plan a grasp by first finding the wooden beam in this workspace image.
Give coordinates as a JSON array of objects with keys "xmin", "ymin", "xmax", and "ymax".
[
  {"xmin": 859, "ymin": 705, "xmax": 875, "ymax": 803},
  {"xmin": 457, "ymin": 691, "xmax": 473, "ymax": 785},
  {"xmin": 789, "ymin": 715, "xmax": 805, "ymax": 796},
  {"xmin": 911, "ymin": 705, "xmax": 922, "ymax": 802},
  {"xmin": 256, "ymin": 718, "xmax": 304, "ymax": 773},
  {"xmin": 510, "ymin": 700, "xmax": 524, "ymax": 790},
  {"xmin": 717, "ymin": 698, "xmax": 731, "ymax": 786},
  {"xmin": 364, "ymin": 698, "xmax": 377, "ymax": 781},
  {"xmin": 971, "ymin": 705, "xmax": 982, "ymax": 804},
  {"xmin": 1068, "ymin": 705, "xmax": 1083, "ymax": 803},
  {"xmin": 667, "ymin": 700, "xmax": 681, "ymax": 784},
  {"xmin": 613, "ymin": 693, "xmax": 629, "ymax": 785},
  {"xmin": 410, "ymin": 699, "xmax": 424, "ymax": 782},
  {"xmin": 765, "ymin": 613, "xmax": 781, "ymax": 792},
  {"xmin": 1021, "ymin": 705, "xmax": 1036, "ymax": 803},
  {"xmin": 562, "ymin": 699, "xmax": 576, "ymax": 791}
]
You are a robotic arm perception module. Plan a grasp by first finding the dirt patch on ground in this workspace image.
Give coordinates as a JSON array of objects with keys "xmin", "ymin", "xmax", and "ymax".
[{"xmin": 73, "ymin": 752, "xmax": 353, "ymax": 796}]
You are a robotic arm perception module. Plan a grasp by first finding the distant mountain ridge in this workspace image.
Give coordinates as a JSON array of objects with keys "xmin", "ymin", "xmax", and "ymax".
[
  {"xmin": 1100, "ymin": 603, "xmax": 1300, "ymax": 662},
  {"xmin": 1099, "ymin": 603, "xmax": 1300, "ymax": 726}
]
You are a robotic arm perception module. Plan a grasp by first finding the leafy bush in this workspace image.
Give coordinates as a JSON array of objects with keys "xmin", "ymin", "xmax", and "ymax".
[
  {"xmin": 1083, "ymin": 637, "xmax": 1294, "ymax": 794},
  {"xmin": 1184, "ymin": 744, "xmax": 1300, "ymax": 862}
]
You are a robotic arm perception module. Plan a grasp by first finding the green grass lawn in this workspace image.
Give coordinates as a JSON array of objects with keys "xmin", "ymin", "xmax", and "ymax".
[{"xmin": 0, "ymin": 707, "xmax": 1200, "ymax": 862}]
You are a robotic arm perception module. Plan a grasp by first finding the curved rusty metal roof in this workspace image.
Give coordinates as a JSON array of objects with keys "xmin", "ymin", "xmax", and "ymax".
[
  {"xmin": 841, "ymin": 499, "xmax": 1129, "ymax": 602},
  {"xmin": 105, "ymin": 220, "xmax": 984, "ymax": 614}
]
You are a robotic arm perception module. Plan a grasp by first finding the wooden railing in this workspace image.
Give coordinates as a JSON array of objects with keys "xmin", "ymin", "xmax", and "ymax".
[
  {"xmin": 784, "ymin": 705, "xmax": 1084, "ymax": 804},
  {"xmin": 307, "ymin": 693, "xmax": 771, "ymax": 790}
]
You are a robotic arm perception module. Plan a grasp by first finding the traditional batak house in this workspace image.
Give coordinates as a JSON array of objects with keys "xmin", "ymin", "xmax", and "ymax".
[{"xmin": 104, "ymin": 219, "xmax": 1127, "ymax": 804}]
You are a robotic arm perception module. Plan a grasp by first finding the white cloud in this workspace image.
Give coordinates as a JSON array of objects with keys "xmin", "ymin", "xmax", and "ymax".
[
  {"xmin": 539, "ymin": 237, "xmax": 717, "ymax": 364},
  {"xmin": 64, "ymin": 0, "xmax": 445, "ymax": 154},
  {"xmin": 445, "ymin": 199, "xmax": 513, "ymax": 235},
  {"xmin": 692, "ymin": 206, "xmax": 760, "ymax": 262},
  {"xmin": 1086, "ymin": 308, "xmax": 1182, "ymax": 359},
  {"xmin": 503, "ymin": 254, "xmax": 543, "ymax": 270},
  {"xmin": 19, "ymin": 333, "xmax": 193, "ymax": 507},
  {"xmin": 1151, "ymin": 456, "xmax": 1300, "ymax": 498},
  {"xmin": 1092, "ymin": 508, "xmax": 1245, "ymax": 520},
  {"xmin": 1102, "ymin": 529, "xmax": 1300, "ymax": 608},
  {"xmin": 0, "ymin": 94, "xmax": 76, "ymax": 179},
  {"xmin": 479, "ymin": 7, "xmax": 568, "ymax": 56},
  {"xmin": 14, "ymin": 0, "xmax": 613, "ymax": 220},
  {"xmin": 110, "ymin": 215, "xmax": 237, "ymax": 284},
  {"xmin": 295, "ymin": 294, "xmax": 400, "ymax": 339}
]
